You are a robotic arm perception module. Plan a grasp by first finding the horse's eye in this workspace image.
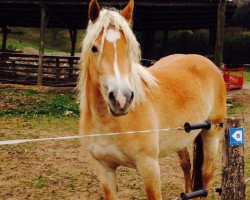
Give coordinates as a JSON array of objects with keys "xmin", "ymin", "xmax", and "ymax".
[{"xmin": 91, "ymin": 45, "xmax": 98, "ymax": 53}]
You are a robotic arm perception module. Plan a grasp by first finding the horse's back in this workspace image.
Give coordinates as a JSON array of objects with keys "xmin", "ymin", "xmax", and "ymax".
[
  {"xmin": 148, "ymin": 54, "xmax": 226, "ymax": 123},
  {"xmin": 151, "ymin": 54, "xmax": 220, "ymax": 75},
  {"xmin": 150, "ymin": 54, "xmax": 224, "ymax": 89}
]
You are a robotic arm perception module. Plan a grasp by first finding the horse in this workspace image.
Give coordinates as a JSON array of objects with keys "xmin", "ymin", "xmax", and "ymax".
[{"xmin": 78, "ymin": 0, "xmax": 227, "ymax": 199}]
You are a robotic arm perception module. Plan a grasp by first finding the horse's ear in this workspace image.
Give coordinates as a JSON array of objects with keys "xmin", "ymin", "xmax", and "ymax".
[
  {"xmin": 88, "ymin": 0, "xmax": 100, "ymax": 22},
  {"xmin": 120, "ymin": 0, "xmax": 134, "ymax": 22}
]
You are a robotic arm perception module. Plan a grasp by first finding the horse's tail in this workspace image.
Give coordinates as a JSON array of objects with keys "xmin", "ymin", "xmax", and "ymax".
[{"xmin": 192, "ymin": 134, "xmax": 204, "ymax": 190}]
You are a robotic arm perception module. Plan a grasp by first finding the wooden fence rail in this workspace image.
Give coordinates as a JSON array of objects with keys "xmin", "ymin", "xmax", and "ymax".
[
  {"xmin": 0, "ymin": 52, "xmax": 155, "ymax": 86},
  {"xmin": 0, "ymin": 52, "xmax": 80, "ymax": 86}
]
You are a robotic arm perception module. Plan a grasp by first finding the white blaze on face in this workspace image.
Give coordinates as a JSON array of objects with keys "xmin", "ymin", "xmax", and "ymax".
[
  {"xmin": 106, "ymin": 29, "xmax": 121, "ymax": 82},
  {"xmin": 116, "ymin": 90, "xmax": 126, "ymax": 108},
  {"xmin": 105, "ymin": 29, "xmax": 127, "ymax": 108}
]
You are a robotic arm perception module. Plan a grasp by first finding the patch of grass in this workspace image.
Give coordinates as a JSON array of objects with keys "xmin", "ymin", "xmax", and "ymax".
[
  {"xmin": 0, "ymin": 88, "xmax": 79, "ymax": 117},
  {"xmin": 33, "ymin": 116, "xmax": 79, "ymax": 133},
  {"xmin": 5, "ymin": 39, "xmax": 61, "ymax": 53},
  {"xmin": 244, "ymin": 71, "xmax": 250, "ymax": 82},
  {"xmin": 227, "ymin": 103, "xmax": 245, "ymax": 115},
  {"xmin": 24, "ymin": 176, "xmax": 49, "ymax": 189},
  {"xmin": 247, "ymin": 183, "xmax": 250, "ymax": 200},
  {"xmin": 246, "ymin": 159, "xmax": 250, "ymax": 178},
  {"xmin": 0, "ymin": 116, "xmax": 79, "ymax": 140},
  {"xmin": 0, "ymin": 27, "xmax": 85, "ymax": 53}
]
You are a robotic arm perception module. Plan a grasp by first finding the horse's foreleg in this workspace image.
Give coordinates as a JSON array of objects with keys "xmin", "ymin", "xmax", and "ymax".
[
  {"xmin": 136, "ymin": 157, "xmax": 162, "ymax": 200},
  {"xmin": 200, "ymin": 125, "xmax": 221, "ymax": 199},
  {"xmin": 91, "ymin": 156, "xmax": 118, "ymax": 200},
  {"xmin": 177, "ymin": 148, "xmax": 192, "ymax": 192}
]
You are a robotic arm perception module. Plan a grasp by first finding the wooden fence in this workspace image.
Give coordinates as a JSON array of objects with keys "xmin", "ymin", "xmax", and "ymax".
[
  {"xmin": 0, "ymin": 52, "xmax": 79, "ymax": 86},
  {"xmin": 0, "ymin": 52, "xmax": 155, "ymax": 87}
]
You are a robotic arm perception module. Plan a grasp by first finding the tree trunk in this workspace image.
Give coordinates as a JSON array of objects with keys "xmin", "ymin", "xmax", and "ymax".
[{"xmin": 214, "ymin": 0, "xmax": 226, "ymax": 68}]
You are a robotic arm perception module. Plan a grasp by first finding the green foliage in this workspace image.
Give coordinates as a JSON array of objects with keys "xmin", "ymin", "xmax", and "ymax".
[
  {"xmin": 244, "ymin": 71, "xmax": 250, "ymax": 82},
  {"xmin": 224, "ymin": 32, "xmax": 250, "ymax": 64},
  {"xmin": 167, "ymin": 30, "xmax": 209, "ymax": 55},
  {"xmin": 0, "ymin": 89, "xmax": 79, "ymax": 117},
  {"xmin": 7, "ymin": 43, "xmax": 17, "ymax": 51},
  {"xmin": 231, "ymin": 4, "xmax": 250, "ymax": 29},
  {"xmin": 163, "ymin": 29, "xmax": 250, "ymax": 64}
]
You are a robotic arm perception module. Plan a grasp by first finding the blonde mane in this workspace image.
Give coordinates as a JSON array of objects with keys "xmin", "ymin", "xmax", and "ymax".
[{"xmin": 78, "ymin": 8, "xmax": 157, "ymax": 109}]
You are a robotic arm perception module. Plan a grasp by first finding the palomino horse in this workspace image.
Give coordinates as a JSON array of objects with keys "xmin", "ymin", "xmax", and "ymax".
[{"xmin": 78, "ymin": 0, "xmax": 226, "ymax": 199}]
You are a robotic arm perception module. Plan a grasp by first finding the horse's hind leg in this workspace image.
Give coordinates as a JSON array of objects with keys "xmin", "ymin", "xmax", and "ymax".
[
  {"xmin": 200, "ymin": 125, "xmax": 222, "ymax": 198},
  {"xmin": 136, "ymin": 157, "xmax": 162, "ymax": 200},
  {"xmin": 192, "ymin": 126, "xmax": 221, "ymax": 199},
  {"xmin": 177, "ymin": 148, "xmax": 192, "ymax": 192}
]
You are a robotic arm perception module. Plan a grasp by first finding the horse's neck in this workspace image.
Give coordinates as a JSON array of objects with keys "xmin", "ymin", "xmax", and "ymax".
[
  {"xmin": 84, "ymin": 74, "xmax": 110, "ymax": 122},
  {"xmin": 82, "ymin": 77, "xmax": 123, "ymax": 133}
]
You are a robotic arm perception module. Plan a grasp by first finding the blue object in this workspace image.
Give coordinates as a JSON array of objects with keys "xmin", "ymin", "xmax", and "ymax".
[{"xmin": 229, "ymin": 127, "xmax": 244, "ymax": 146}]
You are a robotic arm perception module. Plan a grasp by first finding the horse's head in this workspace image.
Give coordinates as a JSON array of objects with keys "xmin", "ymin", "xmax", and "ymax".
[
  {"xmin": 79, "ymin": 0, "xmax": 156, "ymax": 117},
  {"xmin": 86, "ymin": 0, "xmax": 135, "ymax": 116}
]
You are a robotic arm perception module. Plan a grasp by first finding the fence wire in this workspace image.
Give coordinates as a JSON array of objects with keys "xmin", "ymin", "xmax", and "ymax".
[{"xmin": 0, "ymin": 127, "xmax": 184, "ymax": 145}]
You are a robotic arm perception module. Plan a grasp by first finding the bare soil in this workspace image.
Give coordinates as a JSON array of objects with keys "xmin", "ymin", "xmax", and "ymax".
[{"xmin": 0, "ymin": 84, "xmax": 249, "ymax": 200}]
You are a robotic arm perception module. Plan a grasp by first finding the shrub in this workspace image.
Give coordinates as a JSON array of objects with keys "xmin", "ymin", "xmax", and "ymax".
[
  {"xmin": 167, "ymin": 30, "xmax": 209, "ymax": 55},
  {"xmin": 224, "ymin": 32, "xmax": 250, "ymax": 64}
]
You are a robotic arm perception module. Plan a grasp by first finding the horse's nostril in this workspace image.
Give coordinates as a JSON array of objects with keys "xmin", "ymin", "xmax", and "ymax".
[
  {"xmin": 108, "ymin": 91, "xmax": 116, "ymax": 103},
  {"xmin": 130, "ymin": 91, "xmax": 134, "ymax": 102}
]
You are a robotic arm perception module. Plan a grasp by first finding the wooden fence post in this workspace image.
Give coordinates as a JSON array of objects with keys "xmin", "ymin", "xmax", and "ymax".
[
  {"xmin": 11, "ymin": 60, "xmax": 16, "ymax": 79},
  {"xmin": 55, "ymin": 57, "xmax": 60, "ymax": 83},
  {"xmin": 221, "ymin": 118, "xmax": 246, "ymax": 200},
  {"xmin": 2, "ymin": 26, "xmax": 8, "ymax": 51},
  {"xmin": 37, "ymin": 4, "xmax": 48, "ymax": 85}
]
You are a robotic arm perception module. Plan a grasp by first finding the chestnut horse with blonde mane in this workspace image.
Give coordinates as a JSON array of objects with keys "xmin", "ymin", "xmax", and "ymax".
[{"xmin": 78, "ymin": 0, "xmax": 226, "ymax": 199}]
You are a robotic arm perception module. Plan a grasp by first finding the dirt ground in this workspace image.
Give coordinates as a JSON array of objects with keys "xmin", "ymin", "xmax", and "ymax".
[{"xmin": 0, "ymin": 84, "xmax": 249, "ymax": 200}]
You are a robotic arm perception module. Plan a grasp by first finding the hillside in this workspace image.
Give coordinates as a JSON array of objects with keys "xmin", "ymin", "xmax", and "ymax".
[{"xmin": 0, "ymin": 28, "xmax": 85, "ymax": 55}]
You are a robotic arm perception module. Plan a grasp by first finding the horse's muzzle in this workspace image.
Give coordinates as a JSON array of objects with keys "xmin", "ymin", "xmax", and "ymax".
[{"xmin": 108, "ymin": 89, "xmax": 134, "ymax": 117}]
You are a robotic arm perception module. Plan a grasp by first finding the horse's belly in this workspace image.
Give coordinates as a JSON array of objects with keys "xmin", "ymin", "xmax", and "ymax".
[{"xmin": 159, "ymin": 130, "xmax": 200, "ymax": 157}]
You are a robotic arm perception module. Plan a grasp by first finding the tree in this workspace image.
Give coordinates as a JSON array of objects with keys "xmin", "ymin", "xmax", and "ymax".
[{"xmin": 231, "ymin": 2, "xmax": 250, "ymax": 29}]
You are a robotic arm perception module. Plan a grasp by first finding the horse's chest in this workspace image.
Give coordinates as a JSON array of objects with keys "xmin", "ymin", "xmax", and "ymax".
[{"xmin": 89, "ymin": 140, "xmax": 134, "ymax": 167}]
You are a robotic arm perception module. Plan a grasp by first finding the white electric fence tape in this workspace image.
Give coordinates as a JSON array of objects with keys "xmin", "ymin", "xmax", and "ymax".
[{"xmin": 0, "ymin": 127, "xmax": 184, "ymax": 145}]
